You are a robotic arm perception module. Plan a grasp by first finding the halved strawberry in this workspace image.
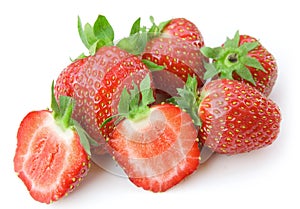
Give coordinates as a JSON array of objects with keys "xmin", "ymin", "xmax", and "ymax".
[
  {"xmin": 105, "ymin": 75, "xmax": 200, "ymax": 192},
  {"xmin": 201, "ymin": 31, "xmax": 278, "ymax": 96},
  {"xmin": 14, "ymin": 83, "xmax": 91, "ymax": 204}
]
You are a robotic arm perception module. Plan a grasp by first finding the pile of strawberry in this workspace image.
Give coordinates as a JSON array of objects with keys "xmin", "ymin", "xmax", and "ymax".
[{"xmin": 14, "ymin": 15, "xmax": 281, "ymax": 204}]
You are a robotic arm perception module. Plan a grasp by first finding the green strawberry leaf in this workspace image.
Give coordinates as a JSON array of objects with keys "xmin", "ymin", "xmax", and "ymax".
[
  {"xmin": 130, "ymin": 17, "xmax": 141, "ymax": 35},
  {"xmin": 77, "ymin": 15, "xmax": 115, "ymax": 57},
  {"xmin": 116, "ymin": 32, "xmax": 148, "ymax": 55},
  {"xmin": 239, "ymin": 41, "xmax": 259, "ymax": 52},
  {"xmin": 148, "ymin": 16, "xmax": 171, "ymax": 36},
  {"xmin": 129, "ymin": 83, "xmax": 140, "ymax": 112},
  {"xmin": 203, "ymin": 62, "xmax": 219, "ymax": 80},
  {"xmin": 201, "ymin": 30, "xmax": 267, "ymax": 85},
  {"xmin": 77, "ymin": 16, "xmax": 90, "ymax": 49},
  {"xmin": 51, "ymin": 81, "xmax": 60, "ymax": 120},
  {"xmin": 140, "ymin": 74, "xmax": 155, "ymax": 106},
  {"xmin": 235, "ymin": 65, "xmax": 256, "ymax": 85},
  {"xmin": 118, "ymin": 88, "xmax": 130, "ymax": 116},
  {"xmin": 51, "ymin": 81, "xmax": 94, "ymax": 156},
  {"xmin": 84, "ymin": 23, "xmax": 98, "ymax": 47},
  {"xmin": 142, "ymin": 59, "xmax": 165, "ymax": 72},
  {"xmin": 224, "ymin": 31, "xmax": 240, "ymax": 48},
  {"xmin": 172, "ymin": 75, "xmax": 202, "ymax": 126},
  {"xmin": 242, "ymin": 56, "xmax": 266, "ymax": 72},
  {"xmin": 93, "ymin": 15, "xmax": 114, "ymax": 45},
  {"xmin": 200, "ymin": 46, "xmax": 222, "ymax": 60},
  {"xmin": 104, "ymin": 74, "xmax": 154, "ymax": 123},
  {"xmin": 73, "ymin": 120, "xmax": 91, "ymax": 156},
  {"xmin": 116, "ymin": 17, "xmax": 148, "ymax": 55}
]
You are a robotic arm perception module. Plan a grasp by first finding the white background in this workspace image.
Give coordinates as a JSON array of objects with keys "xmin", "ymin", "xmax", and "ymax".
[{"xmin": 1, "ymin": 0, "xmax": 299, "ymax": 208}]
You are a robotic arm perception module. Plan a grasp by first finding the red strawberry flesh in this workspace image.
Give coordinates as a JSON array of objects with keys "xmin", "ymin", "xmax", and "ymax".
[
  {"xmin": 14, "ymin": 110, "xmax": 89, "ymax": 203},
  {"xmin": 108, "ymin": 104, "xmax": 200, "ymax": 192}
]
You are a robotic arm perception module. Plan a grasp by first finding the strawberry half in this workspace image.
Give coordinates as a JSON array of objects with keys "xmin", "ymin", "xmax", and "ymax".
[
  {"xmin": 201, "ymin": 31, "xmax": 278, "ymax": 96},
  {"xmin": 14, "ymin": 83, "xmax": 91, "ymax": 204},
  {"xmin": 172, "ymin": 76, "xmax": 281, "ymax": 154},
  {"xmin": 105, "ymin": 75, "xmax": 200, "ymax": 192}
]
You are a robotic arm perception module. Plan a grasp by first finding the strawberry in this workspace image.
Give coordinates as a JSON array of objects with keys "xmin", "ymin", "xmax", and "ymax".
[
  {"xmin": 55, "ymin": 56, "xmax": 89, "ymax": 98},
  {"xmin": 201, "ymin": 31, "xmax": 278, "ymax": 96},
  {"xmin": 54, "ymin": 15, "xmax": 152, "ymax": 153},
  {"xmin": 173, "ymin": 76, "xmax": 281, "ymax": 154},
  {"xmin": 160, "ymin": 17, "xmax": 205, "ymax": 48},
  {"xmin": 14, "ymin": 83, "xmax": 91, "ymax": 204},
  {"xmin": 140, "ymin": 17, "xmax": 207, "ymax": 98},
  {"xmin": 105, "ymin": 75, "xmax": 200, "ymax": 192}
]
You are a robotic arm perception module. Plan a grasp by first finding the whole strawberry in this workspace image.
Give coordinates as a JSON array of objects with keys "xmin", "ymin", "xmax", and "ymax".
[
  {"xmin": 141, "ymin": 17, "xmax": 207, "ymax": 98},
  {"xmin": 55, "ymin": 56, "xmax": 89, "ymax": 98},
  {"xmin": 161, "ymin": 17, "xmax": 205, "ymax": 48},
  {"xmin": 14, "ymin": 83, "xmax": 91, "ymax": 204},
  {"xmin": 54, "ymin": 15, "xmax": 152, "ymax": 153},
  {"xmin": 173, "ymin": 76, "xmax": 281, "ymax": 154},
  {"xmin": 201, "ymin": 31, "xmax": 278, "ymax": 96}
]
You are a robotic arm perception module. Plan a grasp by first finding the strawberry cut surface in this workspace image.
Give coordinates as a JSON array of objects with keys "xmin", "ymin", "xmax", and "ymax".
[
  {"xmin": 14, "ymin": 110, "xmax": 89, "ymax": 204},
  {"xmin": 108, "ymin": 104, "xmax": 200, "ymax": 192}
]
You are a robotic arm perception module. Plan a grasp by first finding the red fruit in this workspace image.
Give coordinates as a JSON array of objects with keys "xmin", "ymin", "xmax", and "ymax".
[
  {"xmin": 142, "ymin": 36, "xmax": 207, "ymax": 97},
  {"xmin": 198, "ymin": 79, "xmax": 281, "ymax": 154},
  {"xmin": 201, "ymin": 31, "xmax": 277, "ymax": 96},
  {"xmin": 109, "ymin": 104, "xmax": 200, "ymax": 192},
  {"xmin": 162, "ymin": 18, "xmax": 205, "ymax": 48},
  {"xmin": 54, "ymin": 16, "xmax": 152, "ymax": 153},
  {"xmin": 72, "ymin": 47, "xmax": 151, "ymax": 147},
  {"xmin": 14, "ymin": 85, "xmax": 90, "ymax": 204},
  {"xmin": 55, "ymin": 57, "xmax": 89, "ymax": 98},
  {"xmin": 106, "ymin": 75, "xmax": 200, "ymax": 192},
  {"xmin": 236, "ymin": 34, "xmax": 277, "ymax": 96}
]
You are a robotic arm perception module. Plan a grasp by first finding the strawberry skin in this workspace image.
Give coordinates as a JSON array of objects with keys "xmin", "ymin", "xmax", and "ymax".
[
  {"xmin": 55, "ymin": 46, "xmax": 152, "ymax": 153},
  {"xmin": 198, "ymin": 79, "xmax": 281, "ymax": 154},
  {"xmin": 72, "ymin": 47, "xmax": 151, "ymax": 150},
  {"xmin": 55, "ymin": 57, "xmax": 89, "ymax": 99},
  {"xmin": 142, "ymin": 37, "xmax": 207, "ymax": 97},
  {"xmin": 14, "ymin": 110, "xmax": 90, "ymax": 204},
  {"xmin": 108, "ymin": 104, "xmax": 200, "ymax": 192},
  {"xmin": 201, "ymin": 31, "xmax": 278, "ymax": 96},
  {"xmin": 235, "ymin": 34, "xmax": 277, "ymax": 96},
  {"xmin": 162, "ymin": 18, "xmax": 205, "ymax": 48}
]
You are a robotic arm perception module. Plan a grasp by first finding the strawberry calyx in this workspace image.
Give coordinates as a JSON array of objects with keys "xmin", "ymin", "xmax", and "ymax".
[
  {"xmin": 77, "ymin": 15, "xmax": 166, "ymax": 73},
  {"xmin": 116, "ymin": 17, "xmax": 148, "ymax": 55},
  {"xmin": 170, "ymin": 75, "xmax": 202, "ymax": 126},
  {"xmin": 200, "ymin": 31, "xmax": 266, "ymax": 85},
  {"xmin": 101, "ymin": 74, "xmax": 155, "ymax": 127},
  {"xmin": 148, "ymin": 16, "xmax": 171, "ymax": 36},
  {"xmin": 50, "ymin": 81, "xmax": 93, "ymax": 155},
  {"xmin": 116, "ymin": 16, "xmax": 169, "ymax": 56},
  {"xmin": 77, "ymin": 15, "xmax": 114, "ymax": 57}
]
